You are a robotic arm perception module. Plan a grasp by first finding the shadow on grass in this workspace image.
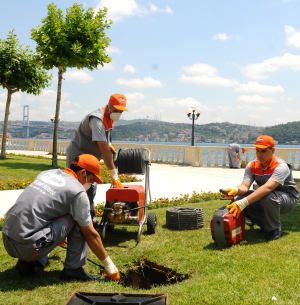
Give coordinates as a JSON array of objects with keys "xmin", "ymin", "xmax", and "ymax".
[
  {"xmin": 101, "ymin": 228, "xmax": 146, "ymax": 247},
  {"xmin": 0, "ymin": 267, "xmax": 63, "ymax": 292}
]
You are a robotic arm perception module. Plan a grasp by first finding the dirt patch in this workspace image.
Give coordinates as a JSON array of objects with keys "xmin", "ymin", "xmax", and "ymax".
[{"xmin": 120, "ymin": 259, "xmax": 189, "ymax": 290}]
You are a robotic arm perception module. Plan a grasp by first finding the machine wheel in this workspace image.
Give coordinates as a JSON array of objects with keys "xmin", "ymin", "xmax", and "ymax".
[{"xmin": 147, "ymin": 212, "xmax": 157, "ymax": 234}]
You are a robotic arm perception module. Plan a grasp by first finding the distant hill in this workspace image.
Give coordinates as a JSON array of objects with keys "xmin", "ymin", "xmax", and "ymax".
[
  {"xmin": 112, "ymin": 121, "xmax": 261, "ymax": 143},
  {"xmin": 114, "ymin": 118, "xmax": 160, "ymax": 126},
  {"xmin": 264, "ymin": 121, "xmax": 300, "ymax": 144}
]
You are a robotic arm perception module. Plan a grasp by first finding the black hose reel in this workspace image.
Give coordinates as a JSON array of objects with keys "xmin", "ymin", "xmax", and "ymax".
[
  {"xmin": 166, "ymin": 207, "xmax": 204, "ymax": 230},
  {"xmin": 114, "ymin": 148, "xmax": 149, "ymax": 175}
]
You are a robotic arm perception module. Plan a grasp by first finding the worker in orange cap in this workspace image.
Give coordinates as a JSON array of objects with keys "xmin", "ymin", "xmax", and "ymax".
[
  {"xmin": 66, "ymin": 94, "xmax": 129, "ymax": 228},
  {"xmin": 227, "ymin": 143, "xmax": 246, "ymax": 168},
  {"xmin": 2, "ymin": 154, "xmax": 120, "ymax": 282},
  {"xmin": 222, "ymin": 135, "xmax": 299, "ymax": 241}
]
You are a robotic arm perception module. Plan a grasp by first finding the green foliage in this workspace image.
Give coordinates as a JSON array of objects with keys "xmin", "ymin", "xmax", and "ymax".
[
  {"xmin": 264, "ymin": 121, "xmax": 300, "ymax": 144},
  {"xmin": 0, "ymin": 30, "xmax": 52, "ymax": 94},
  {"xmin": 30, "ymin": 3, "xmax": 112, "ymax": 71}
]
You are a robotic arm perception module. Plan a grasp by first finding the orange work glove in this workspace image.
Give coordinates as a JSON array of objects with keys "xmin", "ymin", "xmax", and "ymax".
[
  {"xmin": 101, "ymin": 256, "xmax": 120, "ymax": 282},
  {"xmin": 109, "ymin": 169, "xmax": 124, "ymax": 188},
  {"xmin": 108, "ymin": 143, "xmax": 116, "ymax": 154},
  {"xmin": 58, "ymin": 238, "xmax": 67, "ymax": 247},
  {"xmin": 112, "ymin": 179, "xmax": 124, "ymax": 188},
  {"xmin": 222, "ymin": 187, "xmax": 238, "ymax": 198},
  {"xmin": 226, "ymin": 203, "xmax": 242, "ymax": 218},
  {"xmin": 226, "ymin": 197, "xmax": 249, "ymax": 218}
]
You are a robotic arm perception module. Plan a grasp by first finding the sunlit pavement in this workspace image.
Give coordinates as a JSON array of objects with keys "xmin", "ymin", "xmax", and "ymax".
[{"xmin": 1, "ymin": 151, "xmax": 300, "ymax": 217}]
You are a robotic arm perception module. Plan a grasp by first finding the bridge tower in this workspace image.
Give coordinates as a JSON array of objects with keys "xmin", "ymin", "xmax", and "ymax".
[{"xmin": 22, "ymin": 105, "xmax": 29, "ymax": 138}]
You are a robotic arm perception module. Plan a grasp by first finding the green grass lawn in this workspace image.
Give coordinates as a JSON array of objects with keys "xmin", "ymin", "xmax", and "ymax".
[
  {"xmin": 0, "ymin": 154, "xmax": 66, "ymax": 181},
  {"xmin": 1, "ymin": 200, "xmax": 300, "ymax": 304}
]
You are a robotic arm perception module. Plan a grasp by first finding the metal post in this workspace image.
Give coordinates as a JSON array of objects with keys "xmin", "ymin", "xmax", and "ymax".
[{"xmin": 191, "ymin": 110, "xmax": 195, "ymax": 146}]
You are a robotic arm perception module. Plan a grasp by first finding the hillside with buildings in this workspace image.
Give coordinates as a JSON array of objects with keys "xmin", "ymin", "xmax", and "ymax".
[{"xmin": 2, "ymin": 119, "xmax": 300, "ymax": 144}]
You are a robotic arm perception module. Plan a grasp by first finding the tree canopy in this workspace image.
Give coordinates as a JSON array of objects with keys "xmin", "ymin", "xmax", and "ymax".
[
  {"xmin": 0, "ymin": 30, "xmax": 52, "ymax": 159},
  {"xmin": 0, "ymin": 30, "xmax": 52, "ymax": 95},
  {"xmin": 30, "ymin": 3, "xmax": 112, "ymax": 71}
]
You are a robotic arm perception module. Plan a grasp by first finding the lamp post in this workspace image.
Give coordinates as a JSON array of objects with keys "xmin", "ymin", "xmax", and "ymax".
[
  {"xmin": 50, "ymin": 115, "xmax": 61, "ymax": 123},
  {"xmin": 186, "ymin": 107, "xmax": 202, "ymax": 146}
]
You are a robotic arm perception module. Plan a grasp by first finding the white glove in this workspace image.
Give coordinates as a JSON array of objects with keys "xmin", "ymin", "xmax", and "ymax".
[
  {"xmin": 101, "ymin": 256, "xmax": 118, "ymax": 275},
  {"xmin": 109, "ymin": 169, "xmax": 118, "ymax": 181}
]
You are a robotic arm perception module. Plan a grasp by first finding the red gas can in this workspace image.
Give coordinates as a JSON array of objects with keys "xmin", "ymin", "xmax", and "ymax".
[{"xmin": 210, "ymin": 206, "xmax": 245, "ymax": 246}]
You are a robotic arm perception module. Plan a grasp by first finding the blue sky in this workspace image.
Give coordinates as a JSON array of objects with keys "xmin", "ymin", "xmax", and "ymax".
[{"xmin": 1, "ymin": 0, "xmax": 300, "ymax": 127}]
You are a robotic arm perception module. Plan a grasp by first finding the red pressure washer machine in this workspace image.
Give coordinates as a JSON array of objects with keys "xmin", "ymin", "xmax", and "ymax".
[
  {"xmin": 210, "ymin": 190, "xmax": 245, "ymax": 246},
  {"xmin": 100, "ymin": 148, "xmax": 156, "ymax": 243}
]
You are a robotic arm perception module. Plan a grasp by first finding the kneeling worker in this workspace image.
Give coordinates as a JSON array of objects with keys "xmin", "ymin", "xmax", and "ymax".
[
  {"xmin": 227, "ymin": 143, "xmax": 246, "ymax": 168},
  {"xmin": 223, "ymin": 135, "xmax": 299, "ymax": 241},
  {"xmin": 2, "ymin": 154, "xmax": 119, "ymax": 281}
]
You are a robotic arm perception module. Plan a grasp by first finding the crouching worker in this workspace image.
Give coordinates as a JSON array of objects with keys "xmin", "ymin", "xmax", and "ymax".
[
  {"xmin": 2, "ymin": 154, "xmax": 119, "ymax": 281},
  {"xmin": 222, "ymin": 135, "xmax": 299, "ymax": 241}
]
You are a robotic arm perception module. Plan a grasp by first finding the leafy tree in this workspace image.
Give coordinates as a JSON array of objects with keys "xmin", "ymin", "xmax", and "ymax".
[
  {"xmin": 31, "ymin": 3, "xmax": 112, "ymax": 167},
  {"xmin": 0, "ymin": 30, "xmax": 52, "ymax": 159}
]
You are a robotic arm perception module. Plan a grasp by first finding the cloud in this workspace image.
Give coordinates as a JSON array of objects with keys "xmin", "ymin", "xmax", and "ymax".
[
  {"xmin": 64, "ymin": 71, "xmax": 94, "ymax": 84},
  {"xmin": 241, "ymin": 53, "xmax": 300, "ymax": 79},
  {"xmin": 179, "ymin": 62, "xmax": 239, "ymax": 87},
  {"xmin": 0, "ymin": 92, "xmax": 22, "ymax": 102},
  {"xmin": 74, "ymin": 103, "xmax": 82, "ymax": 107},
  {"xmin": 116, "ymin": 77, "xmax": 164, "ymax": 88},
  {"xmin": 133, "ymin": 105, "xmax": 155, "ymax": 116},
  {"xmin": 125, "ymin": 92, "xmax": 145, "ymax": 105},
  {"xmin": 98, "ymin": 62, "xmax": 115, "ymax": 71},
  {"xmin": 236, "ymin": 95, "xmax": 277, "ymax": 104},
  {"xmin": 64, "ymin": 100, "xmax": 72, "ymax": 106},
  {"xmin": 26, "ymin": 90, "xmax": 70, "ymax": 103},
  {"xmin": 236, "ymin": 104, "xmax": 270, "ymax": 111},
  {"xmin": 106, "ymin": 46, "xmax": 122, "ymax": 55},
  {"xmin": 285, "ymin": 25, "xmax": 300, "ymax": 48},
  {"xmin": 234, "ymin": 81, "xmax": 284, "ymax": 94},
  {"xmin": 122, "ymin": 64, "xmax": 137, "ymax": 73},
  {"xmin": 95, "ymin": 0, "xmax": 172, "ymax": 22},
  {"xmin": 213, "ymin": 33, "xmax": 229, "ymax": 41},
  {"xmin": 149, "ymin": 3, "xmax": 173, "ymax": 13},
  {"xmin": 153, "ymin": 97, "xmax": 202, "ymax": 109}
]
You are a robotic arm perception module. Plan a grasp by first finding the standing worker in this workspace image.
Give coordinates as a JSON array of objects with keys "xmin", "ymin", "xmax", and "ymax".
[
  {"xmin": 227, "ymin": 143, "xmax": 246, "ymax": 168},
  {"xmin": 222, "ymin": 135, "xmax": 299, "ymax": 241},
  {"xmin": 2, "ymin": 154, "xmax": 119, "ymax": 281},
  {"xmin": 66, "ymin": 94, "xmax": 129, "ymax": 227}
]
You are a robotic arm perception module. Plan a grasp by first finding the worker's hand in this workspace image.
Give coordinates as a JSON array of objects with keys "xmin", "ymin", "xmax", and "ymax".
[
  {"xmin": 226, "ymin": 197, "xmax": 249, "ymax": 218},
  {"xmin": 108, "ymin": 143, "xmax": 116, "ymax": 155},
  {"xmin": 112, "ymin": 179, "xmax": 124, "ymax": 188},
  {"xmin": 109, "ymin": 169, "xmax": 124, "ymax": 188},
  {"xmin": 58, "ymin": 238, "xmax": 67, "ymax": 247},
  {"xmin": 222, "ymin": 187, "xmax": 238, "ymax": 198},
  {"xmin": 102, "ymin": 256, "xmax": 120, "ymax": 282},
  {"xmin": 226, "ymin": 203, "xmax": 242, "ymax": 218}
]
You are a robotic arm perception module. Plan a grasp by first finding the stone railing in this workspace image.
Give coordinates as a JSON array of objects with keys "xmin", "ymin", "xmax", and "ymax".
[{"xmin": 1, "ymin": 139, "xmax": 300, "ymax": 169}]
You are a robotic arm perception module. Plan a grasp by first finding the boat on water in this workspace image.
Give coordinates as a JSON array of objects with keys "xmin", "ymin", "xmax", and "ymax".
[{"xmin": 0, "ymin": 135, "xmax": 12, "ymax": 138}]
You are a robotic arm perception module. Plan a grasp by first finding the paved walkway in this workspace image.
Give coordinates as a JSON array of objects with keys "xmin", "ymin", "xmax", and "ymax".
[{"xmin": 1, "ymin": 150, "xmax": 300, "ymax": 218}]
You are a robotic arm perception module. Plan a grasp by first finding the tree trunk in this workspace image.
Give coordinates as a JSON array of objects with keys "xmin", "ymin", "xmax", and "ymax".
[
  {"xmin": 0, "ymin": 89, "xmax": 12, "ymax": 159},
  {"xmin": 52, "ymin": 65, "xmax": 63, "ymax": 167}
]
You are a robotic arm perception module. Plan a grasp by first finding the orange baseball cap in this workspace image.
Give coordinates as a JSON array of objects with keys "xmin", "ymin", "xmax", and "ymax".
[
  {"xmin": 72, "ymin": 154, "xmax": 103, "ymax": 184},
  {"xmin": 242, "ymin": 148, "xmax": 246, "ymax": 154},
  {"xmin": 252, "ymin": 135, "xmax": 275, "ymax": 149},
  {"xmin": 109, "ymin": 94, "xmax": 128, "ymax": 111}
]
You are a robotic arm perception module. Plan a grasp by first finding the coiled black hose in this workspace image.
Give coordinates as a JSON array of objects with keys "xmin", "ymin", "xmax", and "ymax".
[{"xmin": 115, "ymin": 148, "xmax": 148, "ymax": 174}]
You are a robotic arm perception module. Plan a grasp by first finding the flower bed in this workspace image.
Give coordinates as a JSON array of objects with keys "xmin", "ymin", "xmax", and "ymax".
[
  {"xmin": 0, "ymin": 178, "xmax": 35, "ymax": 191},
  {"xmin": 93, "ymin": 191, "xmax": 225, "ymax": 216}
]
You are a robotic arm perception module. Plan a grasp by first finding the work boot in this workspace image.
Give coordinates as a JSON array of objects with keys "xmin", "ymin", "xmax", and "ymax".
[
  {"xmin": 15, "ymin": 259, "xmax": 41, "ymax": 277},
  {"xmin": 60, "ymin": 267, "xmax": 101, "ymax": 281},
  {"xmin": 265, "ymin": 229, "xmax": 282, "ymax": 241}
]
